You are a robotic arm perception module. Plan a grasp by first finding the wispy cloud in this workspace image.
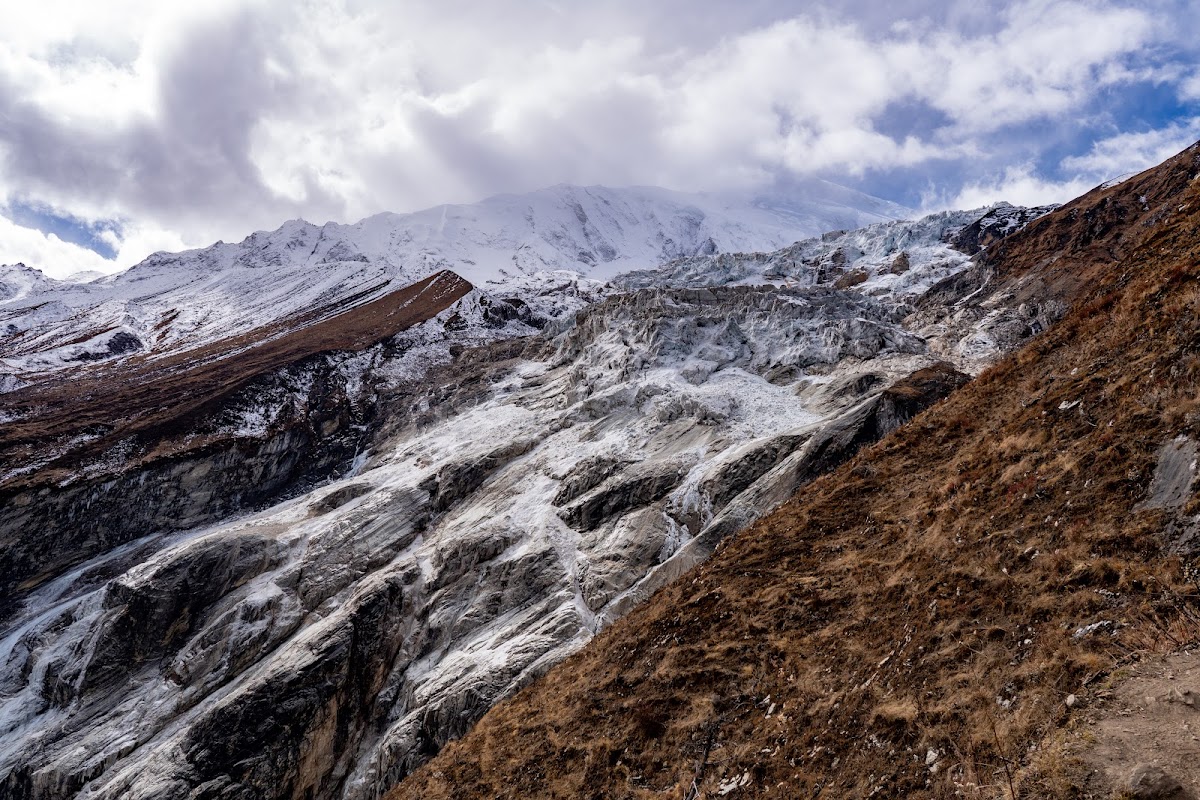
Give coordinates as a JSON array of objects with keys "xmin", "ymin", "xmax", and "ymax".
[
  {"xmin": 938, "ymin": 116, "xmax": 1200, "ymax": 210},
  {"xmin": 1061, "ymin": 117, "xmax": 1200, "ymax": 178}
]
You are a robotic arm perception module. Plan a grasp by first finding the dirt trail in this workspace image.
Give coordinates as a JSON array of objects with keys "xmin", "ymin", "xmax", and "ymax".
[{"xmin": 1070, "ymin": 652, "xmax": 1200, "ymax": 799}]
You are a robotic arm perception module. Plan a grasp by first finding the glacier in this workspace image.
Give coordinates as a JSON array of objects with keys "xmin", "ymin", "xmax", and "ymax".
[{"xmin": 0, "ymin": 186, "xmax": 1062, "ymax": 799}]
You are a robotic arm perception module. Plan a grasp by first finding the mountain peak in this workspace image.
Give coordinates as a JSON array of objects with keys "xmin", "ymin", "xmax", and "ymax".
[{"xmin": 0, "ymin": 182, "xmax": 911, "ymax": 385}]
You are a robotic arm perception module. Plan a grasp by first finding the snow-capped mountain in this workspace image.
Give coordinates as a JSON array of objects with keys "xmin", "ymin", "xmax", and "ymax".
[
  {"xmin": 0, "ymin": 195, "xmax": 1059, "ymax": 800},
  {"xmin": 0, "ymin": 182, "xmax": 911, "ymax": 389}
]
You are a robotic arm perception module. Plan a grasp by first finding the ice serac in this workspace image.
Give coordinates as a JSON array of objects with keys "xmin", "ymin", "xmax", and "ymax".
[{"xmin": 0, "ymin": 197, "xmax": 1053, "ymax": 799}]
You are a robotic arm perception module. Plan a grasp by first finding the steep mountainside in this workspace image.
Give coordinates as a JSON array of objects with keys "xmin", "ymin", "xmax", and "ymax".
[
  {"xmin": 0, "ymin": 192, "xmax": 1051, "ymax": 799},
  {"xmin": 391, "ymin": 144, "xmax": 1200, "ymax": 798},
  {"xmin": 0, "ymin": 271, "xmax": 478, "ymax": 619},
  {"xmin": 0, "ymin": 182, "xmax": 907, "ymax": 618}
]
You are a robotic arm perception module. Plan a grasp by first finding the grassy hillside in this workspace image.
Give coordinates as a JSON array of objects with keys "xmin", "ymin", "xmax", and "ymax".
[{"xmin": 391, "ymin": 143, "xmax": 1200, "ymax": 799}]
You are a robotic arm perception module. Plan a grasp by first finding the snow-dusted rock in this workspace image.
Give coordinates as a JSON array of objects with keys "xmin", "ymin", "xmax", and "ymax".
[
  {"xmin": 0, "ymin": 198, "xmax": 1059, "ymax": 800},
  {"xmin": 0, "ymin": 283, "xmax": 971, "ymax": 800}
]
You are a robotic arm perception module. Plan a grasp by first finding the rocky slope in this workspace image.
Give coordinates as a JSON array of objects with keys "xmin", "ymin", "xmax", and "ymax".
[
  {"xmin": 0, "ymin": 190, "xmax": 1049, "ymax": 798},
  {"xmin": 0, "ymin": 271, "xmax": 492, "ymax": 621},
  {"xmin": 390, "ymin": 144, "xmax": 1200, "ymax": 799}
]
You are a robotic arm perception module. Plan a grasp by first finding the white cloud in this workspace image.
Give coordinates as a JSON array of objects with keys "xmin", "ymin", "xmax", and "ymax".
[
  {"xmin": 920, "ymin": 0, "xmax": 1154, "ymax": 132},
  {"xmin": 0, "ymin": 215, "xmax": 113, "ymax": 277},
  {"xmin": 941, "ymin": 119, "xmax": 1200, "ymax": 211},
  {"xmin": 1062, "ymin": 118, "xmax": 1200, "ymax": 179},
  {"xmin": 0, "ymin": 0, "xmax": 1196, "ymax": 277},
  {"xmin": 1180, "ymin": 71, "xmax": 1200, "ymax": 101},
  {"xmin": 0, "ymin": 215, "xmax": 187, "ymax": 279},
  {"xmin": 946, "ymin": 164, "xmax": 1095, "ymax": 210}
]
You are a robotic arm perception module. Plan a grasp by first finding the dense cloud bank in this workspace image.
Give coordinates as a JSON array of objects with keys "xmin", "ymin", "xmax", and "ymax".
[{"xmin": 2, "ymin": 0, "xmax": 1199, "ymax": 276}]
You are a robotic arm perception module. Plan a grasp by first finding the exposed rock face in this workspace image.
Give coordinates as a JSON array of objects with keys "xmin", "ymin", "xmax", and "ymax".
[
  {"xmin": 385, "ymin": 140, "xmax": 1200, "ymax": 800},
  {"xmin": 948, "ymin": 202, "xmax": 1058, "ymax": 256},
  {"xmin": 561, "ymin": 458, "xmax": 693, "ymax": 532},
  {"xmin": 1140, "ymin": 437, "xmax": 1198, "ymax": 512},
  {"xmin": 0, "ymin": 272, "xmax": 479, "ymax": 621},
  {"xmin": 552, "ymin": 455, "xmax": 636, "ymax": 506},
  {"xmin": 0, "ymin": 203, "xmax": 1042, "ymax": 799},
  {"xmin": 0, "ymin": 360, "xmax": 365, "ymax": 620},
  {"xmin": 1129, "ymin": 764, "xmax": 1187, "ymax": 800},
  {"xmin": 1139, "ymin": 436, "xmax": 1200, "ymax": 557}
]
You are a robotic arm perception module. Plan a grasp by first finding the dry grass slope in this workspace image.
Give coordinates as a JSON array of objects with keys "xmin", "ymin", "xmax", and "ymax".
[{"xmin": 390, "ymin": 144, "xmax": 1200, "ymax": 799}]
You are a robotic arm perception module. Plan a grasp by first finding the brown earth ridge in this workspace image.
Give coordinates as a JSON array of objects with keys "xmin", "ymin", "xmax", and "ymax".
[
  {"xmin": 0, "ymin": 269, "xmax": 471, "ymax": 477},
  {"xmin": 390, "ymin": 145, "xmax": 1200, "ymax": 797}
]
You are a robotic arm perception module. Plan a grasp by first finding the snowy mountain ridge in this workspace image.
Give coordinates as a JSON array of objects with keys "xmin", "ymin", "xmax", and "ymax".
[
  {"xmin": 619, "ymin": 202, "xmax": 1055, "ymax": 296},
  {"xmin": 0, "ymin": 182, "xmax": 911, "ymax": 389},
  {"xmin": 0, "ymin": 191, "xmax": 1066, "ymax": 800}
]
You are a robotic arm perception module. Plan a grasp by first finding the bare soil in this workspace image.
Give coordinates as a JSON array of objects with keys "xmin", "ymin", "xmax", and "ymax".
[{"xmin": 1070, "ymin": 651, "xmax": 1200, "ymax": 798}]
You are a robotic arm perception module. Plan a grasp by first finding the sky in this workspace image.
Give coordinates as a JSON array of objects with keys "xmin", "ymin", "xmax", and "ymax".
[{"xmin": 2, "ymin": 0, "xmax": 1199, "ymax": 278}]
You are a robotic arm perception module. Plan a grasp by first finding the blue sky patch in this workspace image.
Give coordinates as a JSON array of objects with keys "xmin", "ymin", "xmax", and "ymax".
[{"xmin": 3, "ymin": 202, "xmax": 121, "ymax": 260}]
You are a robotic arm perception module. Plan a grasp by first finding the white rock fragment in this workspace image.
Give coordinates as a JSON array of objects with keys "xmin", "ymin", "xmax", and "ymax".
[{"xmin": 718, "ymin": 772, "xmax": 752, "ymax": 795}]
